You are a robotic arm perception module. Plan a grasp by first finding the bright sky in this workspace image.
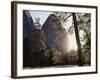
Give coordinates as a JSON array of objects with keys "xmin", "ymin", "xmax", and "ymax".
[
  {"xmin": 29, "ymin": 10, "xmax": 77, "ymax": 52},
  {"xmin": 30, "ymin": 10, "xmax": 52, "ymax": 26}
]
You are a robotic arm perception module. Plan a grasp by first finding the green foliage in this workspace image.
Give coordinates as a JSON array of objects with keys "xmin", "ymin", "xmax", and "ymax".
[
  {"xmin": 49, "ymin": 48, "xmax": 62, "ymax": 64},
  {"xmin": 67, "ymin": 50, "xmax": 78, "ymax": 65},
  {"xmin": 77, "ymin": 13, "xmax": 91, "ymax": 65},
  {"xmin": 53, "ymin": 12, "xmax": 91, "ymax": 65},
  {"xmin": 29, "ymin": 28, "xmax": 46, "ymax": 52}
]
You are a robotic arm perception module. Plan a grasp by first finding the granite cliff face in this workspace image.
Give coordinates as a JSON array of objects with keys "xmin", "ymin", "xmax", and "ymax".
[
  {"xmin": 42, "ymin": 14, "xmax": 68, "ymax": 53},
  {"xmin": 23, "ymin": 10, "xmax": 34, "ymax": 39},
  {"xmin": 23, "ymin": 10, "xmax": 35, "ymax": 67},
  {"xmin": 42, "ymin": 14, "xmax": 56, "ymax": 48}
]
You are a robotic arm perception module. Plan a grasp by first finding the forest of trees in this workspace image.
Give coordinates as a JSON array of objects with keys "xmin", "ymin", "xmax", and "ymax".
[
  {"xmin": 72, "ymin": 13, "xmax": 91, "ymax": 65},
  {"xmin": 23, "ymin": 10, "xmax": 91, "ymax": 68},
  {"xmin": 54, "ymin": 12, "xmax": 91, "ymax": 66}
]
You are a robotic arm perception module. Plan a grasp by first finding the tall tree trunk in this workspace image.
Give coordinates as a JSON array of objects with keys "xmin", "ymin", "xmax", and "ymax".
[{"xmin": 72, "ymin": 13, "xmax": 83, "ymax": 66}]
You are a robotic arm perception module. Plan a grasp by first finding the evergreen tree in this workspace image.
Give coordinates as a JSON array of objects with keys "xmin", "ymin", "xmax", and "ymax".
[{"xmin": 29, "ymin": 19, "xmax": 47, "ymax": 67}]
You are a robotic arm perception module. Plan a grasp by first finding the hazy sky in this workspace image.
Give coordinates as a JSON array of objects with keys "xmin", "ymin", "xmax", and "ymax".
[{"xmin": 30, "ymin": 10, "xmax": 52, "ymax": 26}]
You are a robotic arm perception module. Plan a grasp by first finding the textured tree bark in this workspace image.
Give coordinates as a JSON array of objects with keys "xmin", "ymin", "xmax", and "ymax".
[{"xmin": 72, "ymin": 13, "xmax": 83, "ymax": 66}]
